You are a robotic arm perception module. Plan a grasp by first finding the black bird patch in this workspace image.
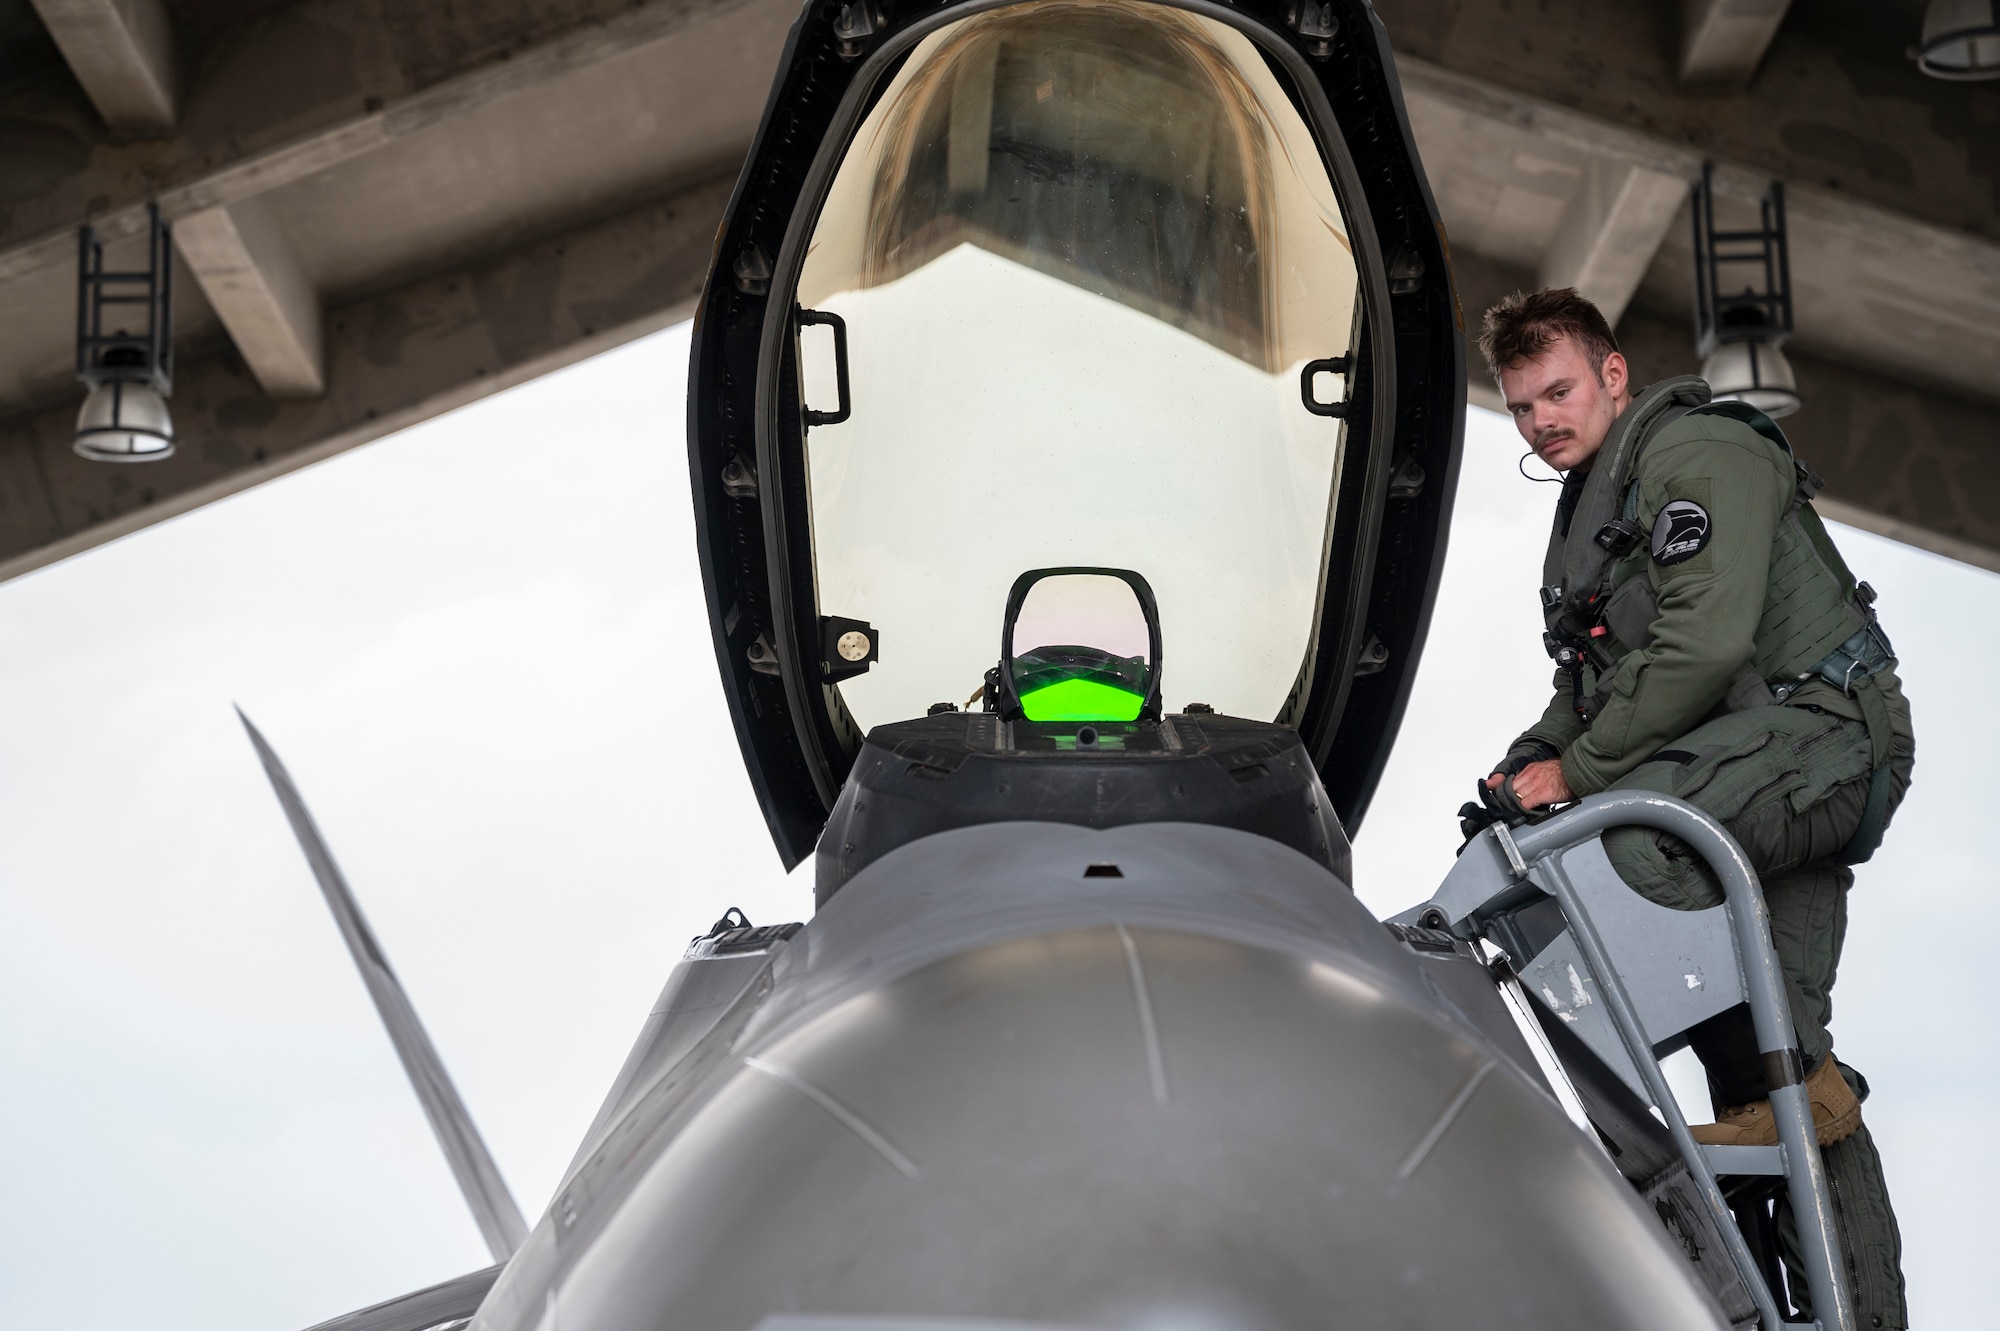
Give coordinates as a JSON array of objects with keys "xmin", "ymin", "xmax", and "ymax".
[{"xmin": 1652, "ymin": 500, "xmax": 1711, "ymax": 565}]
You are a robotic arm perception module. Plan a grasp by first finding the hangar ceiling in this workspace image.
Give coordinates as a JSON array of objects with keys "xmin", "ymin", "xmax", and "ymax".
[{"xmin": 0, "ymin": 0, "xmax": 1995, "ymax": 581}]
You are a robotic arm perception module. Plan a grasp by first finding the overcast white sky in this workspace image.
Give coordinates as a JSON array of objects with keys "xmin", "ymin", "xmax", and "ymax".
[{"xmin": 1, "ymin": 323, "xmax": 1990, "ymax": 1330}]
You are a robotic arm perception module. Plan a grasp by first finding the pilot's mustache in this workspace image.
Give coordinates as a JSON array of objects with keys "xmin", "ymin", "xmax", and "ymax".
[{"xmin": 1534, "ymin": 428, "xmax": 1574, "ymax": 454}]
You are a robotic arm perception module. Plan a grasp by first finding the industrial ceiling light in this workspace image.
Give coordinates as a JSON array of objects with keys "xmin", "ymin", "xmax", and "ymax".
[
  {"xmin": 1690, "ymin": 162, "xmax": 1801, "ymax": 419},
  {"xmin": 1913, "ymin": 0, "xmax": 2000, "ymax": 80},
  {"xmin": 73, "ymin": 203, "xmax": 175, "ymax": 462},
  {"xmin": 1697, "ymin": 340, "xmax": 1799, "ymax": 415}
]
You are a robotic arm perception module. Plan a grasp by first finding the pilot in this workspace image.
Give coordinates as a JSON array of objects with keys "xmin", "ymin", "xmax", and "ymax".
[{"xmin": 1475, "ymin": 288, "xmax": 1914, "ymax": 1329}]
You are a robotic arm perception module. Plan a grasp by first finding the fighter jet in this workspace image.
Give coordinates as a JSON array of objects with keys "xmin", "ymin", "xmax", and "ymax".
[{"xmin": 261, "ymin": 2, "xmax": 1831, "ymax": 1328}]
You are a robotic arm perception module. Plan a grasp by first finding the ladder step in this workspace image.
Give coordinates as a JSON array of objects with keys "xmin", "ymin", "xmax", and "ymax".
[{"xmin": 1701, "ymin": 1143, "xmax": 1785, "ymax": 1176}]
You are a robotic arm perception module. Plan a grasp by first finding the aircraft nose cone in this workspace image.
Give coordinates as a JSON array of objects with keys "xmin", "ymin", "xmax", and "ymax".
[{"xmin": 554, "ymin": 925, "xmax": 1723, "ymax": 1331}]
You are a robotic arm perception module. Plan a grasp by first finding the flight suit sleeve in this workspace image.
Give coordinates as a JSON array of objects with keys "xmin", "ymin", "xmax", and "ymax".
[
  {"xmin": 1516, "ymin": 667, "xmax": 1588, "ymax": 756},
  {"xmin": 1559, "ymin": 424, "xmax": 1792, "ymax": 796}
]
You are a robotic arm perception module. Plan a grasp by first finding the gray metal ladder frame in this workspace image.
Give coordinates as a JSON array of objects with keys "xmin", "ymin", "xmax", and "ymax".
[{"xmin": 1419, "ymin": 791, "xmax": 1855, "ymax": 1331}]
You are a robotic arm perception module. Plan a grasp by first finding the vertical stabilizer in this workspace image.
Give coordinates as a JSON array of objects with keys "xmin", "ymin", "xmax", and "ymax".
[{"xmin": 236, "ymin": 707, "xmax": 529, "ymax": 1262}]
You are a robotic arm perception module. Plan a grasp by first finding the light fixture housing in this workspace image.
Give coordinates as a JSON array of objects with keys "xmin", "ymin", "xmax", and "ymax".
[
  {"xmin": 1699, "ymin": 339, "xmax": 1801, "ymax": 419},
  {"xmin": 1690, "ymin": 163, "xmax": 1802, "ymax": 417},
  {"xmin": 1914, "ymin": 0, "xmax": 2000, "ymax": 80},
  {"xmin": 73, "ymin": 380, "xmax": 176, "ymax": 461},
  {"xmin": 74, "ymin": 203, "xmax": 176, "ymax": 463}
]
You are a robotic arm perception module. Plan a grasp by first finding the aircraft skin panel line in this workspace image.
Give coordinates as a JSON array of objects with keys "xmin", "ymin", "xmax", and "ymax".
[
  {"xmin": 235, "ymin": 707, "xmax": 530, "ymax": 1263},
  {"xmin": 1396, "ymin": 1059, "xmax": 1498, "ymax": 1183},
  {"xmin": 1114, "ymin": 924, "xmax": 1169, "ymax": 1108},
  {"xmin": 743, "ymin": 1054, "xmax": 921, "ymax": 1180}
]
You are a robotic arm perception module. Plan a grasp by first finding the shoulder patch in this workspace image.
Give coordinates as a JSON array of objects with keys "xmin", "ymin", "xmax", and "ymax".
[{"xmin": 1652, "ymin": 499, "xmax": 1711, "ymax": 566}]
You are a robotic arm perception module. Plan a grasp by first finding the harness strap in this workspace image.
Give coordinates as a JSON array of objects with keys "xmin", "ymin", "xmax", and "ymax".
[
  {"xmin": 1852, "ymin": 669, "xmax": 1894, "ymax": 769},
  {"xmin": 1816, "ymin": 623, "xmax": 1898, "ymax": 865},
  {"xmin": 1840, "ymin": 762, "xmax": 1895, "ymax": 867}
]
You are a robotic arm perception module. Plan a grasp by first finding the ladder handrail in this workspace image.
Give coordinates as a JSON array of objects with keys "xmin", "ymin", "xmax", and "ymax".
[
  {"xmin": 1501, "ymin": 792, "xmax": 1855, "ymax": 1331},
  {"xmin": 1490, "ymin": 821, "xmax": 1782, "ymax": 1330}
]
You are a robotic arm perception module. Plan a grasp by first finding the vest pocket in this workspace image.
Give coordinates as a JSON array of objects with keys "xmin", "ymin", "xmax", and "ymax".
[
  {"xmin": 1588, "ymin": 659, "xmax": 1647, "ymax": 763},
  {"xmin": 1603, "ymin": 571, "xmax": 1659, "ymax": 651}
]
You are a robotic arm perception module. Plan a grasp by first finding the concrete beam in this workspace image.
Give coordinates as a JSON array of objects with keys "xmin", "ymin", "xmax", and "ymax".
[
  {"xmin": 0, "ymin": 0, "xmax": 760, "ymax": 284},
  {"xmin": 174, "ymin": 198, "xmax": 324, "ymax": 398},
  {"xmin": 1399, "ymin": 55, "xmax": 2000, "ymax": 406},
  {"xmin": 1539, "ymin": 158, "xmax": 1688, "ymax": 328},
  {"xmin": 1812, "ymin": 497, "xmax": 2000, "ymax": 579},
  {"xmin": 1, "ymin": 0, "xmax": 1988, "ymax": 588},
  {"xmin": 28, "ymin": 0, "xmax": 177, "ymax": 130},
  {"xmin": 0, "ymin": 175, "xmax": 731, "ymax": 584},
  {"xmin": 1373, "ymin": 0, "xmax": 1997, "ymax": 244},
  {"xmin": 1678, "ymin": 0, "xmax": 1794, "ymax": 85}
]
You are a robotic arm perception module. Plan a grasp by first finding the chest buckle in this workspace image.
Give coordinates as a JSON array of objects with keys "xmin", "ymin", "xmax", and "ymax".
[{"xmin": 1594, "ymin": 518, "xmax": 1645, "ymax": 557}]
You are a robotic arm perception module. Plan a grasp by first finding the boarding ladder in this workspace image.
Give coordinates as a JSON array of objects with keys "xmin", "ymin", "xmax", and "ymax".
[{"xmin": 1407, "ymin": 791, "xmax": 1857, "ymax": 1331}]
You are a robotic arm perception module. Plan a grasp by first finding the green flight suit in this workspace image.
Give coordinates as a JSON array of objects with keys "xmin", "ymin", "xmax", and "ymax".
[{"xmin": 1506, "ymin": 404, "xmax": 1915, "ymax": 1328}]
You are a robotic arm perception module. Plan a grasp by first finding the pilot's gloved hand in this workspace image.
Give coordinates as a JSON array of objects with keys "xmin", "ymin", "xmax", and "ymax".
[
  {"xmin": 1500, "ymin": 758, "xmax": 1573, "ymax": 811},
  {"xmin": 1487, "ymin": 738, "xmax": 1559, "ymax": 785},
  {"xmin": 1460, "ymin": 739, "xmax": 1562, "ymax": 848},
  {"xmin": 1457, "ymin": 776, "xmax": 1537, "ymax": 844},
  {"xmin": 1478, "ymin": 773, "xmax": 1537, "ymax": 826}
]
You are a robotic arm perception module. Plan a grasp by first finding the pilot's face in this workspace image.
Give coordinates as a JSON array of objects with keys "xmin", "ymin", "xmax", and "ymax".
[{"xmin": 1499, "ymin": 337, "xmax": 1629, "ymax": 474}]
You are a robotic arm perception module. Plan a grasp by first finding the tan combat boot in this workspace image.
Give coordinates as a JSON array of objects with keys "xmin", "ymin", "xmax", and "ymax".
[{"xmin": 1691, "ymin": 1057, "xmax": 1862, "ymax": 1148}]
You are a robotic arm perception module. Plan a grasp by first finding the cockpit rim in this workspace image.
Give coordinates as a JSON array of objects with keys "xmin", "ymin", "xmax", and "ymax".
[{"xmin": 687, "ymin": 0, "xmax": 1467, "ymax": 870}]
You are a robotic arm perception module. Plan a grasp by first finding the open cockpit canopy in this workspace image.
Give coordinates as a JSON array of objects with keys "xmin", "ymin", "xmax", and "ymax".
[{"xmin": 690, "ymin": 0, "xmax": 1464, "ymax": 866}]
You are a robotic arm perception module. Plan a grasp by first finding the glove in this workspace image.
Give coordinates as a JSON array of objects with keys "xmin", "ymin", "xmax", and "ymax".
[
  {"xmin": 1457, "ymin": 797, "xmax": 1499, "ymax": 845},
  {"xmin": 1480, "ymin": 773, "xmax": 1540, "ymax": 826},
  {"xmin": 1457, "ymin": 775, "xmax": 1533, "ymax": 840},
  {"xmin": 1489, "ymin": 737, "xmax": 1560, "ymax": 782},
  {"xmin": 1456, "ymin": 739, "xmax": 1560, "ymax": 843},
  {"xmin": 1459, "ymin": 739, "xmax": 1561, "ymax": 848}
]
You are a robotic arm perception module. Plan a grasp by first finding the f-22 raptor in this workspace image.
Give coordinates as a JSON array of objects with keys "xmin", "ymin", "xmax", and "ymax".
[{"xmin": 255, "ymin": 3, "xmax": 1858, "ymax": 1329}]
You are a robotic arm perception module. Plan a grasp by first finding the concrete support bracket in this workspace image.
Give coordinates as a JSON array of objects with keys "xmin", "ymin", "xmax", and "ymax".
[
  {"xmin": 175, "ymin": 198, "xmax": 326, "ymax": 399},
  {"xmin": 1539, "ymin": 158, "xmax": 1688, "ymax": 330},
  {"xmin": 1678, "ymin": 0, "xmax": 1794, "ymax": 86},
  {"xmin": 29, "ymin": 0, "xmax": 179, "ymax": 130}
]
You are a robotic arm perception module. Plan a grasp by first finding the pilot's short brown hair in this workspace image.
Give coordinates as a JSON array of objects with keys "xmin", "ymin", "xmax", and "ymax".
[{"xmin": 1478, "ymin": 288, "xmax": 1620, "ymax": 383}]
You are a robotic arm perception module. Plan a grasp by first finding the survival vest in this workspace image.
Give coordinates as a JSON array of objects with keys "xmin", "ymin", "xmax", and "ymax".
[{"xmin": 1536, "ymin": 380, "xmax": 1898, "ymax": 861}]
